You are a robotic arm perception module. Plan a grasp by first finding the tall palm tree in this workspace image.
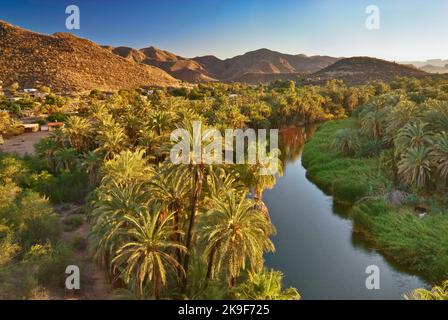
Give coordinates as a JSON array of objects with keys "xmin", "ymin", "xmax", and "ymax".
[
  {"xmin": 64, "ymin": 116, "xmax": 93, "ymax": 153},
  {"xmin": 164, "ymin": 119, "xmax": 221, "ymax": 292},
  {"xmin": 91, "ymin": 179, "xmax": 150, "ymax": 268},
  {"xmin": 112, "ymin": 206, "xmax": 186, "ymax": 299},
  {"xmin": 233, "ymin": 269, "xmax": 301, "ymax": 300},
  {"xmin": 398, "ymin": 146, "xmax": 432, "ymax": 189},
  {"xmin": 200, "ymin": 192, "xmax": 275, "ymax": 286},
  {"xmin": 149, "ymin": 166, "xmax": 190, "ymax": 266},
  {"xmin": 236, "ymin": 143, "xmax": 282, "ymax": 205}
]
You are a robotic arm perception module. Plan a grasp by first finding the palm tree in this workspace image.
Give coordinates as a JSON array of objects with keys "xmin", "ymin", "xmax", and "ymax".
[
  {"xmin": 404, "ymin": 280, "xmax": 448, "ymax": 300},
  {"xmin": 82, "ymin": 150, "xmax": 102, "ymax": 189},
  {"xmin": 164, "ymin": 119, "xmax": 221, "ymax": 292},
  {"xmin": 111, "ymin": 206, "xmax": 186, "ymax": 299},
  {"xmin": 91, "ymin": 179, "xmax": 150, "ymax": 268},
  {"xmin": 398, "ymin": 146, "xmax": 432, "ymax": 189},
  {"xmin": 63, "ymin": 116, "xmax": 93, "ymax": 153},
  {"xmin": 432, "ymin": 132, "xmax": 448, "ymax": 185},
  {"xmin": 359, "ymin": 110, "xmax": 384, "ymax": 139},
  {"xmin": 149, "ymin": 166, "xmax": 190, "ymax": 265},
  {"xmin": 394, "ymin": 122, "xmax": 433, "ymax": 155},
  {"xmin": 149, "ymin": 111, "xmax": 175, "ymax": 136},
  {"xmin": 384, "ymin": 99, "xmax": 418, "ymax": 143},
  {"xmin": 34, "ymin": 137, "xmax": 59, "ymax": 173},
  {"xmin": 96, "ymin": 126, "xmax": 128, "ymax": 159},
  {"xmin": 138, "ymin": 130, "xmax": 165, "ymax": 162},
  {"xmin": 200, "ymin": 192, "xmax": 275, "ymax": 286},
  {"xmin": 102, "ymin": 149, "xmax": 154, "ymax": 185},
  {"xmin": 233, "ymin": 269, "xmax": 300, "ymax": 300},
  {"xmin": 238, "ymin": 144, "xmax": 282, "ymax": 205},
  {"xmin": 54, "ymin": 148, "xmax": 78, "ymax": 172},
  {"xmin": 332, "ymin": 128, "xmax": 360, "ymax": 156}
]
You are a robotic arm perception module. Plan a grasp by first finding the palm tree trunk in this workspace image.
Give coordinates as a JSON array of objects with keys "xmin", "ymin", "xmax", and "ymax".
[
  {"xmin": 254, "ymin": 188, "xmax": 262, "ymax": 202},
  {"xmin": 172, "ymin": 209, "xmax": 183, "ymax": 280},
  {"xmin": 206, "ymin": 247, "xmax": 216, "ymax": 281},
  {"xmin": 181, "ymin": 168, "xmax": 203, "ymax": 293}
]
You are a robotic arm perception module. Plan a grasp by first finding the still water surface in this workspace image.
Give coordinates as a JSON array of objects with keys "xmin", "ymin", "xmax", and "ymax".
[{"xmin": 264, "ymin": 126, "xmax": 427, "ymax": 300}]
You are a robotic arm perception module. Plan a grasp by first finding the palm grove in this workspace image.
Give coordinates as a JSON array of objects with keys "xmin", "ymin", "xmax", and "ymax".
[{"xmin": 1, "ymin": 78, "xmax": 445, "ymax": 299}]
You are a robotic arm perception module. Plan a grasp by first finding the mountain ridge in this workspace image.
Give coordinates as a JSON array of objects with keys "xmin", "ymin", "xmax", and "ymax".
[{"xmin": 0, "ymin": 20, "xmax": 180, "ymax": 93}]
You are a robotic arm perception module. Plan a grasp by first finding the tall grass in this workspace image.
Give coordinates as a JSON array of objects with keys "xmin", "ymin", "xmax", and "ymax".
[
  {"xmin": 352, "ymin": 201, "xmax": 448, "ymax": 284},
  {"xmin": 302, "ymin": 119, "xmax": 386, "ymax": 202}
]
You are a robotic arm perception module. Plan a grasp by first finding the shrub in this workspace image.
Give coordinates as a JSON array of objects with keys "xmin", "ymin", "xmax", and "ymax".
[
  {"xmin": 0, "ymin": 224, "xmax": 20, "ymax": 267},
  {"xmin": 24, "ymin": 243, "xmax": 72, "ymax": 289},
  {"xmin": 332, "ymin": 128, "xmax": 360, "ymax": 156},
  {"xmin": 356, "ymin": 139, "xmax": 384, "ymax": 158},
  {"xmin": 47, "ymin": 113, "xmax": 67, "ymax": 123},
  {"xmin": 16, "ymin": 191, "xmax": 60, "ymax": 249}
]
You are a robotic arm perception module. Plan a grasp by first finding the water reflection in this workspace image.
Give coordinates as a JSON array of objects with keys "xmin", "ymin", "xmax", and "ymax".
[{"xmin": 279, "ymin": 125, "xmax": 316, "ymax": 165}]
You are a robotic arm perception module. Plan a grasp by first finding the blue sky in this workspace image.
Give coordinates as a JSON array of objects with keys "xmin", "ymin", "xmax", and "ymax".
[{"xmin": 1, "ymin": 0, "xmax": 447, "ymax": 61}]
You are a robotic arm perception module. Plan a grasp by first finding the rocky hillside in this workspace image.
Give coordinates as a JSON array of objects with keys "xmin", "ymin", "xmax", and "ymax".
[
  {"xmin": 105, "ymin": 46, "xmax": 217, "ymax": 83},
  {"xmin": 193, "ymin": 48, "xmax": 339, "ymax": 82},
  {"xmin": 310, "ymin": 57, "xmax": 429, "ymax": 85},
  {"xmin": 107, "ymin": 46, "xmax": 339, "ymax": 84},
  {"xmin": 0, "ymin": 21, "xmax": 179, "ymax": 93}
]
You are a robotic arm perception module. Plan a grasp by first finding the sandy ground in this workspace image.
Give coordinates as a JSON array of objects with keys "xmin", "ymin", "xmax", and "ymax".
[{"xmin": 0, "ymin": 131, "xmax": 49, "ymax": 156}]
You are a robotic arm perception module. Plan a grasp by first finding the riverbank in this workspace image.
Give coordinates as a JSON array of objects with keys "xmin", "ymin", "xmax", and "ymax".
[{"xmin": 302, "ymin": 120, "xmax": 448, "ymax": 284}]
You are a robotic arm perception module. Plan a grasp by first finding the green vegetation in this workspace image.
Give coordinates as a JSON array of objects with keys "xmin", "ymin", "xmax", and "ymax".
[
  {"xmin": 404, "ymin": 280, "xmax": 448, "ymax": 300},
  {"xmin": 62, "ymin": 214, "xmax": 85, "ymax": 232},
  {"xmin": 303, "ymin": 120, "xmax": 385, "ymax": 202},
  {"xmin": 3, "ymin": 76, "xmax": 448, "ymax": 299},
  {"xmin": 0, "ymin": 154, "xmax": 73, "ymax": 299},
  {"xmin": 303, "ymin": 77, "xmax": 448, "ymax": 290}
]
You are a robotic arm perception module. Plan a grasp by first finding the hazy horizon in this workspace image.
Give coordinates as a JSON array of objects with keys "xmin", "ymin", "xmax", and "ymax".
[{"xmin": 1, "ymin": 0, "xmax": 447, "ymax": 61}]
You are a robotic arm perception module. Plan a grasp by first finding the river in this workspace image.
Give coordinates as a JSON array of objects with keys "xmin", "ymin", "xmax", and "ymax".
[{"xmin": 264, "ymin": 126, "xmax": 427, "ymax": 300}]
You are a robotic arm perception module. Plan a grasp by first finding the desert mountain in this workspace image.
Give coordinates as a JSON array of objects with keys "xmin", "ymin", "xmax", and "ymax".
[
  {"xmin": 106, "ymin": 46, "xmax": 340, "ymax": 84},
  {"xmin": 400, "ymin": 59, "xmax": 448, "ymax": 74},
  {"xmin": 418, "ymin": 64, "xmax": 448, "ymax": 74},
  {"xmin": 104, "ymin": 46, "xmax": 218, "ymax": 83},
  {"xmin": 193, "ymin": 48, "xmax": 340, "ymax": 82},
  {"xmin": 0, "ymin": 21, "xmax": 179, "ymax": 93},
  {"xmin": 311, "ymin": 57, "xmax": 429, "ymax": 85}
]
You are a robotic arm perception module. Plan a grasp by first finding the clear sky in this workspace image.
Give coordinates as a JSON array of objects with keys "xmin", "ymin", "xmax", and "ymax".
[{"xmin": 1, "ymin": 0, "xmax": 447, "ymax": 61}]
